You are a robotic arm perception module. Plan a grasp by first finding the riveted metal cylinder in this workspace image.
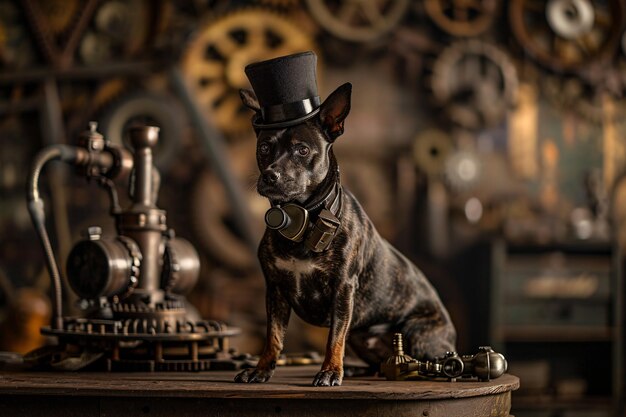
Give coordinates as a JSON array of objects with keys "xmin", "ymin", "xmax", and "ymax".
[
  {"xmin": 66, "ymin": 237, "xmax": 138, "ymax": 299},
  {"xmin": 161, "ymin": 237, "xmax": 200, "ymax": 295}
]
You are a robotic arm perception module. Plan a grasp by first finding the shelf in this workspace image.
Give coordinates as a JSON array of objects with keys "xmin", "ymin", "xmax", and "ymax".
[
  {"xmin": 505, "ymin": 241, "xmax": 612, "ymax": 255},
  {"xmin": 496, "ymin": 326, "xmax": 614, "ymax": 342},
  {"xmin": 503, "ymin": 296, "xmax": 610, "ymax": 304}
]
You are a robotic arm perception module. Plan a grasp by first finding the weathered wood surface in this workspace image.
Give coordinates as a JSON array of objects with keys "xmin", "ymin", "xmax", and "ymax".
[
  {"xmin": 0, "ymin": 367, "xmax": 519, "ymax": 399},
  {"xmin": 0, "ymin": 367, "xmax": 519, "ymax": 417}
]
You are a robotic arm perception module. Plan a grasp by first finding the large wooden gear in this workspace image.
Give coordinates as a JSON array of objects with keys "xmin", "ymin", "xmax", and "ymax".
[{"xmin": 181, "ymin": 10, "xmax": 316, "ymax": 137}]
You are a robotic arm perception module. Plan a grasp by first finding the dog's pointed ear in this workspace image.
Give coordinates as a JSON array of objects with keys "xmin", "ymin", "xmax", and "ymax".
[
  {"xmin": 239, "ymin": 88, "xmax": 260, "ymax": 112},
  {"xmin": 319, "ymin": 82, "xmax": 351, "ymax": 141}
]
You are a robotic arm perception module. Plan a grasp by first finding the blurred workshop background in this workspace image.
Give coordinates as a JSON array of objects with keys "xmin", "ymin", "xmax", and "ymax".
[{"xmin": 0, "ymin": 0, "xmax": 625, "ymax": 415}]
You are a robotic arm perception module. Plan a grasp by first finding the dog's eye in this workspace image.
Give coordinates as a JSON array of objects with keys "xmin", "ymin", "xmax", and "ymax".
[
  {"xmin": 297, "ymin": 146, "xmax": 310, "ymax": 156},
  {"xmin": 259, "ymin": 143, "xmax": 270, "ymax": 155}
]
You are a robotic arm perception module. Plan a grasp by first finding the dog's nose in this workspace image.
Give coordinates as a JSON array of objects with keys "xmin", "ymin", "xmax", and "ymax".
[{"xmin": 263, "ymin": 170, "xmax": 280, "ymax": 184}]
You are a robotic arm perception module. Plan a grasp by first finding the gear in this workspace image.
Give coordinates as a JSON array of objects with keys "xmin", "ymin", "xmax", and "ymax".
[
  {"xmin": 412, "ymin": 129, "xmax": 454, "ymax": 178},
  {"xmin": 78, "ymin": 31, "xmax": 114, "ymax": 65},
  {"xmin": 78, "ymin": 0, "xmax": 153, "ymax": 65},
  {"xmin": 91, "ymin": 78, "xmax": 128, "ymax": 114},
  {"xmin": 541, "ymin": 73, "xmax": 626, "ymax": 125},
  {"xmin": 305, "ymin": 0, "xmax": 410, "ymax": 42},
  {"xmin": 430, "ymin": 40, "xmax": 518, "ymax": 130},
  {"xmin": 444, "ymin": 150, "xmax": 482, "ymax": 191},
  {"xmin": 191, "ymin": 168, "xmax": 258, "ymax": 272},
  {"xmin": 509, "ymin": 0, "xmax": 624, "ymax": 72},
  {"xmin": 181, "ymin": 9, "xmax": 316, "ymax": 137},
  {"xmin": 190, "ymin": 139, "xmax": 266, "ymax": 272},
  {"xmin": 339, "ymin": 154, "xmax": 396, "ymax": 238},
  {"xmin": 255, "ymin": 0, "xmax": 302, "ymax": 9},
  {"xmin": 98, "ymin": 91, "xmax": 185, "ymax": 172},
  {"xmin": 422, "ymin": 0, "xmax": 498, "ymax": 37},
  {"xmin": 0, "ymin": 2, "xmax": 37, "ymax": 69},
  {"xmin": 33, "ymin": 0, "xmax": 80, "ymax": 35}
]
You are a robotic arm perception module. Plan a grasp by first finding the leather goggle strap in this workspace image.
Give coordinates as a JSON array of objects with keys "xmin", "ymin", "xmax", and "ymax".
[
  {"xmin": 326, "ymin": 185, "xmax": 342, "ymax": 218},
  {"xmin": 304, "ymin": 170, "xmax": 341, "ymax": 213},
  {"xmin": 304, "ymin": 185, "xmax": 343, "ymax": 253}
]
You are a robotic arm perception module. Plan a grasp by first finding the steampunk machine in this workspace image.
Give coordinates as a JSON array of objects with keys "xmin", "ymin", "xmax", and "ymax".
[{"xmin": 25, "ymin": 122, "xmax": 239, "ymax": 372}]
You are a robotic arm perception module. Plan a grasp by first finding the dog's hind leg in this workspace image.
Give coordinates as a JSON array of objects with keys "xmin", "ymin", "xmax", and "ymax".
[
  {"xmin": 401, "ymin": 303, "xmax": 456, "ymax": 360},
  {"xmin": 347, "ymin": 326, "xmax": 395, "ymax": 374}
]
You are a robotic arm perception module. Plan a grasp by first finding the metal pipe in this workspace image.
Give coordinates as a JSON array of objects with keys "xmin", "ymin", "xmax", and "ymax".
[
  {"xmin": 129, "ymin": 126, "xmax": 159, "ymax": 208},
  {"xmin": 123, "ymin": 127, "xmax": 163, "ymax": 294},
  {"xmin": 27, "ymin": 144, "xmax": 79, "ymax": 330}
]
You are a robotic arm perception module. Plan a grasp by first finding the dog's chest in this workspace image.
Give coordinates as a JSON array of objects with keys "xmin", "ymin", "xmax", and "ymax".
[{"xmin": 272, "ymin": 257, "xmax": 332, "ymax": 315}]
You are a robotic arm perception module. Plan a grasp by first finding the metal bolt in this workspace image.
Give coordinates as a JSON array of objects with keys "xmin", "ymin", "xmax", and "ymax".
[
  {"xmin": 393, "ymin": 333, "xmax": 405, "ymax": 356},
  {"xmin": 86, "ymin": 226, "xmax": 102, "ymax": 240}
]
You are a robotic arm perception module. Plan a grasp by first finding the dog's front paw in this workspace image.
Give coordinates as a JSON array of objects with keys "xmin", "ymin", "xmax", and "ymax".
[
  {"xmin": 312, "ymin": 369, "xmax": 343, "ymax": 386},
  {"xmin": 234, "ymin": 367, "xmax": 274, "ymax": 383}
]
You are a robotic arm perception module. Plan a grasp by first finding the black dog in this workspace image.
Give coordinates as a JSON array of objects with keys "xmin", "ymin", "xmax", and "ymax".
[{"xmin": 234, "ymin": 53, "xmax": 455, "ymax": 387}]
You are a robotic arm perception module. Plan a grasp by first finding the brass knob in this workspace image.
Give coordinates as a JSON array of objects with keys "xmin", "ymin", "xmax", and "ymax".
[{"xmin": 128, "ymin": 125, "xmax": 160, "ymax": 149}]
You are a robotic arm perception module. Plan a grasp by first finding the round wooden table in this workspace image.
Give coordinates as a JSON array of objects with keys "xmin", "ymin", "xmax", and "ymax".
[{"xmin": 0, "ymin": 366, "xmax": 519, "ymax": 417}]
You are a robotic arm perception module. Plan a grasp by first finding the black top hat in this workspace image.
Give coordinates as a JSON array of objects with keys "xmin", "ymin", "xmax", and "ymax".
[{"xmin": 245, "ymin": 51, "xmax": 320, "ymax": 129}]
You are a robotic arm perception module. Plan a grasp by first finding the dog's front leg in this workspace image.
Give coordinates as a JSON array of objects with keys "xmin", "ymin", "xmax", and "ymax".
[
  {"xmin": 235, "ymin": 285, "xmax": 291, "ymax": 383},
  {"xmin": 313, "ymin": 280, "xmax": 355, "ymax": 387}
]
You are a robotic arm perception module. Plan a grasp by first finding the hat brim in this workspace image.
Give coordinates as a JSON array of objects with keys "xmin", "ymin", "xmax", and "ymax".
[{"xmin": 252, "ymin": 108, "xmax": 320, "ymax": 130}]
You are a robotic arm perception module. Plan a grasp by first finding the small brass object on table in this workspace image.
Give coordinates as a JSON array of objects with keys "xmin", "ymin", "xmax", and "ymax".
[
  {"xmin": 380, "ymin": 333, "xmax": 417, "ymax": 380},
  {"xmin": 381, "ymin": 334, "xmax": 508, "ymax": 382}
]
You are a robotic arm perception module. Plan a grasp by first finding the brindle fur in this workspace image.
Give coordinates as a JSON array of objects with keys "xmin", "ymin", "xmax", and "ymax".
[{"xmin": 235, "ymin": 83, "xmax": 456, "ymax": 387}]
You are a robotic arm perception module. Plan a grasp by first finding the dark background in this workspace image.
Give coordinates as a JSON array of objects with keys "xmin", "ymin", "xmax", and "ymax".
[{"xmin": 0, "ymin": 1, "xmax": 625, "ymax": 415}]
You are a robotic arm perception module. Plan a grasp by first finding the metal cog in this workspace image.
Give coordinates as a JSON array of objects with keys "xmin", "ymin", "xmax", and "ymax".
[
  {"xmin": 33, "ymin": 0, "xmax": 80, "ymax": 35},
  {"xmin": 98, "ymin": 91, "xmax": 186, "ymax": 172},
  {"xmin": 191, "ymin": 168, "xmax": 259, "ymax": 273},
  {"xmin": 444, "ymin": 150, "xmax": 482, "ymax": 191},
  {"xmin": 190, "ymin": 140, "xmax": 266, "ymax": 272},
  {"xmin": 305, "ymin": 0, "xmax": 410, "ymax": 42},
  {"xmin": 181, "ymin": 9, "xmax": 316, "ymax": 137},
  {"xmin": 422, "ymin": 0, "xmax": 498, "ymax": 37},
  {"xmin": 541, "ymin": 73, "xmax": 626, "ymax": 125},
  {"xmin": 509, "ymin": 0, "xmax": 624, "ymax": 72},
  {"xmin": 430, "ymin": 40, "xmax": 518, "ymax": 130},
  {"xmin": 91, "ymin": 78, "xmax": 128, "ymax": 115},
  {"xmin": 79, "ymin": 0, "xmax": 153, "ymax": 65},
  {"xmin": 412, "ymin": 129, "xmax": 455, "ymax": 178},
  {"xmin": 0, "ymin": 2, "xmax": 37, "ymax": 69},
  {"xmin": 255, "ymin": 0, "xmax": 302, "ymax": 9}
]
